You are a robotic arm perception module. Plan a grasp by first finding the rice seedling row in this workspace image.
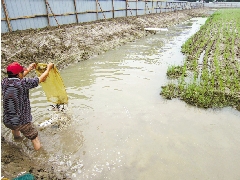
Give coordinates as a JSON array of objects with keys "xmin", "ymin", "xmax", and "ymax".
[{"xmin": 161, "ymin": 9, "xmax": 240, "ymax": 111}]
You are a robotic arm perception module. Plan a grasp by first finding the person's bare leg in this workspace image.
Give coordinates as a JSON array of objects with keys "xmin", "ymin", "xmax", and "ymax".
[
  {"xmin": 12, "ymin": 130, "xmax": 21, "ymax": 139},
  {"xmin": 31, "ymin": 136, "xmax": 41, "ymax": 150}
]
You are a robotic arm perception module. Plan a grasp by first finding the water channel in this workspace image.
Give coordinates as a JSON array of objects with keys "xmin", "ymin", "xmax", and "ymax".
[{"xmin": 3, "ymin": 17, "xmax": 240, "ymax": 179}]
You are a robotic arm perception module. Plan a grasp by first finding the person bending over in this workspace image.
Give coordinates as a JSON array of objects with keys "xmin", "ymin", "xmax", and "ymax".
[{"xmin": 2, "ymin": 62, "xmax": 54, "ymax": 150}]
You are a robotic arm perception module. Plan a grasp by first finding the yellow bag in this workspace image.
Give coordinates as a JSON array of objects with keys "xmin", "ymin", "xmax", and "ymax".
[{"xmin": 35, "ymin": 63, "xmax": 68, "ymax": 104}]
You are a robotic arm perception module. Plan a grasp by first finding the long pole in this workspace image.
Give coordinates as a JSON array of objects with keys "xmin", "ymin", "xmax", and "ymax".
[
  {"xmin": 126, "ymin": 0, "xmax": 128, "ymax": 17},
  {"xmin": 145, "ymin": 0, "xmax": 146, "ymax": 15},
  {"xmin": 44, "ymin": 0, "xmax": 50, "ymax": 26},
  {"xmin": 2, "ymin": 0, "xmax": 12, "ymax": 32},
  {"xmin": 46, "ymin": 1, "xmax": 60, "ymax": 28},
  {"xmin": 96, "ymin": 0, "xmax": 98, "ymax": 20},
  {"xmin": 96, "ymin": 1, "xmax": 106, "ymax": 19},
  {"xmin": 112, "ymin": 0, "xmax": 114, "ymax": 18},
  {"xmin": 136, "ymin": 0, "xmax": 138, "ymax": 16},
  {"xmin": 73, "ymin": 0, "xmax": 79, "ymax": 23}
]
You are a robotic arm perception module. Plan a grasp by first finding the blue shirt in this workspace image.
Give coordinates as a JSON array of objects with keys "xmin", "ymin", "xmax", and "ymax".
[{"xmin": 1, "ymin": 77, "xmax": 39, "ymax": 125}]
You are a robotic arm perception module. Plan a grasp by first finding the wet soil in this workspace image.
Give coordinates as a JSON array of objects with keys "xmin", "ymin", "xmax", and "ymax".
[
  {"xmin": 1, "ymin": 137, "xmax": 71, "ymax": 179},
  {"xmin": 1, "ymin": 8, "xmax": 211, "ymax": 179},
  {"xmin": 1, "ymin": 8, "xmax": 210, "ymax": 78}
]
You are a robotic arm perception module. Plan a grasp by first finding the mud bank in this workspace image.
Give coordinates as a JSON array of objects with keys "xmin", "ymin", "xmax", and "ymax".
[
  {"xmin": 1, "ymin": 8, "xmax": 211, "ymax": 179},
  {"xmin": 1, "ymin": 8, "xmax": 210, "ymax": 78},
  {"xmin": 1, "ymin": 137, "xmax": 66, "ymax": 179}
]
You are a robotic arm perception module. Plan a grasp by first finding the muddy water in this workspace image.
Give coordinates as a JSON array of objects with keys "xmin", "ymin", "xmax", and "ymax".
[{"xmin": 3, "ymin": 17, "xmax": 240, "ymax": 179}]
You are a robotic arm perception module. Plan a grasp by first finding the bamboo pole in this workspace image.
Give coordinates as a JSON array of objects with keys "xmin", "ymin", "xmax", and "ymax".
[
  {"xmin": 156, "ymin": 1, "xmax": 158, "ymax": 14},
  {"xmin": 126, "ymin": 1, "xmax": 133, "ymax": 16},
  {"xmin": 157, "ymin": 1, "xmax": 161, "ymax": 13},
  {"xmin": 97, "ymin": 1, "xmax": 106, "ymax": 19},
  {"xmin": 152, "ymin": 0, "xmax": 153, "ymax": 14},
  {"xmin": 126, "ymin": 0, "xmax": 128, "ymax": 17},
  {"xmin": 96, "ymin": 0, "xmax": 98, "ymax": 20},
  {"xmin": 44, "ymin": 0, "xmax": 50, "ymax": 26},
  {"xmin": 160, "ymin": 1, "xmax": 162, "ymax": 13},
  {"xmin": 46, "ymin": 1, "xmax": 60, "ymax": 28},
  {"xmin": 145, "ymin": 0, "xmax": 146, "ymax": 15},
  {"xmin": 145, "ymin": 1, "xmax": 151, "ymax": 14},
  {"xmin": 112, "ymin": 0, "xmax": 114, "ymax": 18},
  {"xmin": 136, "ymin": 0, "xmax": 138, "ymax": 16},
  {"xmin": 2, "ymin": 0, "xmax": 12, "ymax": 32},
  {"xmin": 160, "ymin": 2, "xmax": 162, "ymax": 13},
  {"xmin": 1, "ymin": 9, "xmax": 115, "ymax": 22},
  {"xmin": 73, "ymin": 0, "xmax": 79, "ymax": 23}
]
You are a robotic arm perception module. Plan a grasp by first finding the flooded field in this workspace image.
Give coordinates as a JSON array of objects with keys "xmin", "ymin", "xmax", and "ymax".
[{"xmin": 2, "ymin": 17, "xmax": 240, "ymax": 179}]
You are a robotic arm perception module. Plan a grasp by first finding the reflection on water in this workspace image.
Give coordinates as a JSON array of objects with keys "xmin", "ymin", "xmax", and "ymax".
[{"xmin": 2, "ymin": 17, "xmax": 240, "ymax": 179}]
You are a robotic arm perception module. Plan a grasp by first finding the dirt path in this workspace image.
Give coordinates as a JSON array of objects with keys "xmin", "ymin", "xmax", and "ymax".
[{"xmin": 1, "ymin": 8, "xmax": 211, "ymax": 179}]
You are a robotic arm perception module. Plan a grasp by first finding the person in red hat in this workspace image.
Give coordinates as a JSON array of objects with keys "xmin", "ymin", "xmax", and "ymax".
[{"xmin": 1, "ymin": 62, "xmax": 54, "ymax": 150}]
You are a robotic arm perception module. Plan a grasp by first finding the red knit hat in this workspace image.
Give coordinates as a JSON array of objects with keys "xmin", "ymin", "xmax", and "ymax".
[{"xmin": 7, "ymin": 62, "xmax": 26, "ymax": 75}]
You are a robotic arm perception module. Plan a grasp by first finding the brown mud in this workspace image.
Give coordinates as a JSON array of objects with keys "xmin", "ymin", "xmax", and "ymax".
[
  {"xmin": 1, "ymin": 8, "xmax": 210, "ymax": 78},
  {"xmin": 1, "ymin": 8, "xmax": 211, "ymax": 179}
]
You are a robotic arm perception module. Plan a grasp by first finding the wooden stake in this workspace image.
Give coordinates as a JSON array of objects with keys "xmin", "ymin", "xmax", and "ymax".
[
  {"xmin": 112, "ymin": 0, "xmax": 114, "ymax": 18},
  {"xmin": 2, "ymin": 0, "xmax": 12, "ymax": 32},
  {"xmin": 152, "ymin": 0, "xmax": 153, "ymax": 14},
  {"xmin": 97, "ymin": 0, "xmax": 106, "ymax": 19},
  {"xmin": 136, "ymin": 0, "xmax": 138, "ymax": 16},
  {"xmin": 155, "ymin": 1, "xmax": 157, "ymax": 13},
  {"xmin": 46, "ymin": 1, "xmax": 60, "ymax": 28},
  {"xmin": 157, "ymin": 1, "xmax": 161, "ymax": 13},
  {"xmin": 96, "ymin": 0, "xmax": 98, "ymax": 20},
  {"xmin": 145, "ymin": 0, "xmax": 146, "ymax": 15},
  {"xmin": 145, "ymin": 1, "xmax": 151, "ymax": 14},
  {"xmin": 126, "ymin": 0, "xmax": 128, "ymax": 17},
  {"xmin": 44, "ymin": 0, "xmax": 50, "ymax": 26},
  {"xmin": 126, "ymin": 1, "xmax": 133, "ymax": 16},
  {"xmin": 73, "ymin": 0, "xmax": 79, "ymax": 23}
]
